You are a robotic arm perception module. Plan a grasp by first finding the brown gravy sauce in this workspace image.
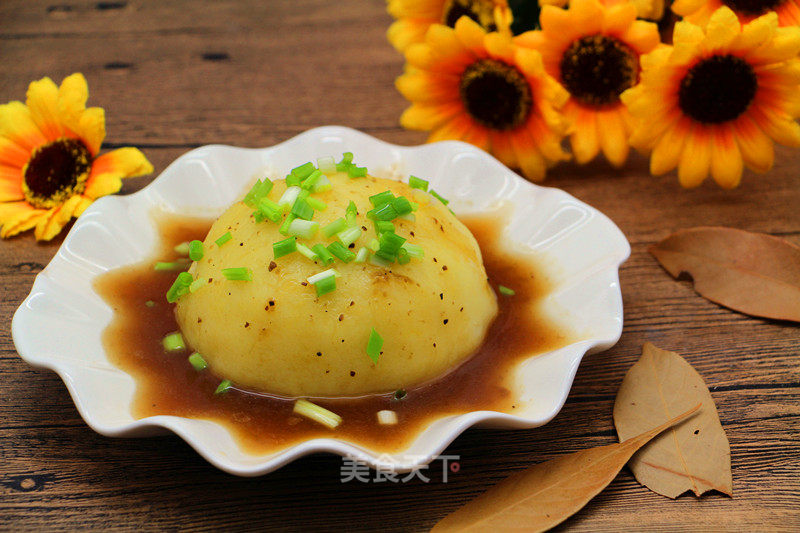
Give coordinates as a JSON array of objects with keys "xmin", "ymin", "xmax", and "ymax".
[{"xmin": 96, "ymin": 212, "xmax": 569, "ymax": 454}]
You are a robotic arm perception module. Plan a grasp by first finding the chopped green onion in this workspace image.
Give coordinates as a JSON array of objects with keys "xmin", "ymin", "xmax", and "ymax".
[
  {"xmin": 498, "ymin": 285, "xmax": 516, "ymax": 296},
  {"xmin": 341, "ymin": 152, "xmax": 353, "ymax": 164},
  {"xmin": 154, "ymin": 259, "xmax": 190, "ymax": 271},
  {"xmin": 374, "ymin": 220, "xmax": 394, "ymax": 235},
  {"xmin": 391, "ymin": 196, "xmax": 413, "ymax": 216},
  {"xmin": 215, "ymin": 232, "xmax": 232, "ymax": 247},
  {"xmin": 401, "ymin": 242, "xmax": 424, "ymax": 259},
  {"xmin": 145, "ymin": 300, "xmax": 155, "ymax": 307},
  {"xmin": 306, "ymin": 197, "xmax": 327, "ymax": 211},
  {"xmin": 377, "ymin": 410, "xmax": 398, "ymax": 425},
  {"xmin": 354, "ymin": 247, "xmax": 369, "ymax": 263},
  {"xmin": 368, "ymin": 203, "xmax": 399, "ymax": 221},
  {"xmin": 243, "ymin": 179, "xmax": 273, "ymax": 207},
  {"xmin": 369, "ymin": 190, "xmax": 395, "ymax": 207},
  {"xmin": 348, "ymin": 165, "xmax": 367, "ymax": 178},
  {"xmin": 369, "ymin": 253, "xmax": 392, "ymax": 268},
  {"xmin": 291, "ymin": 161, "xmax": 316, "ymax": 179},
  {"xmin": 307, "ymin": 268, "xmax": 341, "ymax": 284},
  {"xmin": 313, "ymin": 275, "xmax": 336, "ymax": 296},
  {"xmin": 273, "ymin": 236, "xmax": 297, "ymax": 259},
  {"xmin": 393, "ymin": 389, "xmax": 407, "ymax": 401},
  {"xmin": 317, "ymin": 156, "xmax": 336, "ymax": 174},
  {"xmin": 412, "ymin": 188, "xmax": 431, "ymax": 205},
  {"xmin": 379, "ymin": 231, "xmax": 406, "ymax": 254},
  {"xmin": 313, "ymin": 174, "xmax": 332, "ymax": 192},
  {"xmin": 374, "ymin": 249, "xmax": 396, "ymax": 263},
  {"xmin": 222, "ymin": 267, "xmax": 252, "ymax": 281},
  {"xmin": 285, "ymin": 173, "xmax": 301, "ymax": 187},
  {"xmin": 296, "ymin": 242, "xmax": 318, "ymax": 261},
  {"xmin": 189, "ymin": 277, "xmax": 208, "ymax": 293},
  {"xmin": 188, "ymin": 352, "xmax": 208, "ymax": 371},
  {"xmin": 398, "ymin": 213, "xmax": 416, "ymax": 222},
  {"xmin": 162, "ymin": 332, "xmax": 185, "ymax": 352},
  {"xmin": 366, "ymin": 328, "xmax": 383, "ymax": 363},
  {"xmin": 430, "ymin": 189, "xmax": 450, "ymax": 205},
  {"xmin": 312, "ymin": 244, "xmax": 335, "ymax": 266},
  {"xmin": 327, "ymin": 241, "xmax": 355, "ymax": 263},
  {"xmin": 173, "ymin": 241, "xmax": 190, "ymax": 255},
  {"xmin": 189, "ymin": 240, "xmax": 204, "ymax": 261},
  {"xmin": 287, "ymin": 218, "xmax": 319, "ymax": 238},
  {"xmin": 291, "ymin": 198, "xmax": 315, "ymax": 221},
  {"xmin": 396, "ymin": 248, "xmax": 411, "ymax": 265},
  {"xmin": 293, "ymin": 399, "xmax": 342, "ymax": 429},
  {"xmin": 345, "ymin": 200, "xmax": 358, "ymax": 226},
  {"xmin": 323, "ymin": 218, "xmax": 348, "ymax": 238},
  {"xmin": 279, "ymin": 214, "xmax": 296, "ymax": 236},
  {"xmin": 368, "ymin": 238, "xmax": 380, "ymax": 252},
  {"xmin": 337, "ymin": 226, "xmax": 362, "ymax": 247},
  {"xmin": 214, "ymin": 380, "xmax": 232, "ymax": 395},
  {"xmin": 301, "ymin": 169, "xmax": 323, "ymax": 191},
  {"xmin": 408, "ymin": 175, "xmax": 429, "ymax": 191},
  {"xmin": 166, "ymin": 271, "xmax": 193, "ymax": 303},
  {"xmin": 256, "ymin": 197, "xmax": 282, "ymax": 223},
  {"xmin": 409, "ymin": 201, "xmax": 419, "ymax": 212},
  {"xmin": 278, "ymin": 186, "xmax": 302, "ymax": 208}
]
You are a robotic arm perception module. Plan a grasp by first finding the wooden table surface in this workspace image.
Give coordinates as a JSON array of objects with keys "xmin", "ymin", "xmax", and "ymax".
[{"xmin": 1, "ymin": 1, "xmax": 798, "ymax": 531}]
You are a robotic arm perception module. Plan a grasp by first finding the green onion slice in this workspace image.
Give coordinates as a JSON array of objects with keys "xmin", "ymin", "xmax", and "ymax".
[
  {"xmin": 189, "ymin": 240, "xmax": 204, "ymax": 261},
  {"xmin": 337, "ymin": 226, "xmax": 362, "ymax": 247},
  {"xmin": 273, "ymin": 236, "xmax": 297, "ymax": 259},
  {"xmin": 408, "ymin": 175, "xmax": 429, "ymax": 191},
  {"xmin": 290, "ymin": 198, "xmax": 315, "ymax": 221},
  {"xmin": 322, "ymin": 217, "xmax": 347, "ymax": 238},
  {"xmin": 348, "ymin": 166, "xmax": 367, "ymax": 178},
  {"xmin": 162, "ymin": 332, "xmax": 185, "ymax": 352},
  {"xmin": 173, "ymin": 241, "xmax": 190, "ymax": 255},
  {"xmin": 317, "ymin": 156, "xmax": 336, "ymax": 174},
  {"xmin": 311, "ymin": 244, "xmax": 335, "ymax": 266},
  {"xmin": 498, "ymin": 285, "xmax": 516, "ymax": 296},
  {"xmin": 189, "ymin": 277, "xmax": 208, "ymax": 293},
  {"xmin": 278, "ymin": 186, "xmax": 302, "ymax": 208},
  {"xmin": 287, "ymin": 218, "xmax": 319, "ymax": 239},
  {"xmin": 401, "ymin": 242, "xmax": 424, "ymax": 258},
  {"xmin": 279, "ymin": 213, "xmax": 296, "ymax": 236},
  {"xmin": 430, "ymin": 189, "xmax": 450, "ymax": 205},
  {"xmin": 369, "ymin": 190, "xmax": 395, "ymax": 207},
  {"xmin": 222, "ymin": 267, "xmax": 252, "ymax": 281},
  {"xmin": 188, "ymin": 352, "xmax": 208, "ymax": 371},
  {"xmin": 154, "ymin": 259, "xmax": 191, "ymax": 271},
  {"xmin": 354, "ymin": 247, "xmax": 369, "ymax": 263},
  {"xmin": 215, "ymin": 232, "xmax": 232, "ymax": 247},
  {"xmin": 291, "ymin": 161, "xmax": 315, "ymax": 179},
  {"xmin": 345, "ymin": 200, "xmax": 358, "ymax": 226},
  {"xmin": 293, "ymin": 399, "xmax": 342, "ymax": 429},
  {"xmin": 296, "ymin": 242, "xmax": 318, "ymax": 262},
  {"xmin": 327, "ymin": 241, "xmax": 356, "ymax": 263},
  {"xmin": 301, "ymin": 169, "xmax": 323, "ymax": 191},
  {"xmin": 366, "ymin": 328, "xmax": 383, "ymax": 363},
  {"xmin": 391, "ymin": 196, "xmax": 413, "ymax": 216},
  {"xmin": 214, "ymin": 380, "xmax": 232, "ymax": 395}
]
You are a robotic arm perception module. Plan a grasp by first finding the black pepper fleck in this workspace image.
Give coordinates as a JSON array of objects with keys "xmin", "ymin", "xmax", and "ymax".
[
  {"xmin": 268, "ymin": 261, "xmax": 277, "ymax": 272},
  {"xmin": 350, "ymin": 371, "xmax": 356, "ymax": 377}
]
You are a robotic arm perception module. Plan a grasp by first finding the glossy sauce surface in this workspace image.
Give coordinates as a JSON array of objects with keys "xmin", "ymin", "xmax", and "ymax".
[{"xmin": 96, "ymin": 212, "xmax": 569, "ymax": 454}]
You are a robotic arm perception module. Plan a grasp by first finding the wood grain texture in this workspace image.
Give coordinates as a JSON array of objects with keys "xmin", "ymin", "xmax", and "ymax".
[{"xmin": 1, "ymin": 1, "xmax": 799, "ymax": 531}]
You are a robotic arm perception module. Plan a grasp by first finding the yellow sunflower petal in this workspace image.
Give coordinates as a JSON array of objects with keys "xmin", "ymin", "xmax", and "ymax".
[
  {"xmin": 747, "ymin": 26, "xmax": 800, "ymax": 64},
  {"xmin": 91, "ymin": 146, "xmax": 153, "ymax": 178},
  {"xmin": 733, "ymin": 12, "xmax": 777, "ymax": 52},
  {"xmin": 72, "ymin": 106, "xmax": 106, "ymax": 156},
  {"xmin": 426, "ymin": 23, "xmax": 469, "ymax": 58},
  {"xmin": 602, "ymin": 2, "xmax": 638, "ymax": 36},
  {"xmin": 704, "ymin": 7, "xmax": 740, "ymax": 50},
  {"xmin": 597, "ymin": 108, "xmax": 629, "ymax": 167},
  {"xmin": 511, "ymin": 130, "xmax": 547, "ymax": 181},
  {"xmin": 0, "ymin": 201, "xmax": 44, "ymax": 239},
  {"xmin": 569, "ymin": 107, "xmax": 600, "ymax": 164},
  {"xmin": 74, "ymin": 196, "xmax": 95, "ymax": 217},
  {"xmin": 34, "ymin": 194, "xmax": 83, "ymax": 241},
  {"xmin": 0, "ymin": 101, "xmax": 47, "ymax": 153},
  {"xmin": 83, "ymin": 172, "xmax": 123, "ymax": 200},
  {"xmin": 709, "ymin": 127, "xmax": 743, "ymax": 188},
  {"xmin": 26, "ymin": 77, "xmax": 64, "ymax": 142},
  {"xmin": 452, "ymin": 16, "xmax": 490, "ymax": 58},
  {"xmin": 400, "ymin": 102, "xmax": 462, "ymax": 131},
  {"xmin": 568, "ymin": 0, "xmax": 604, "ymax": 36},
  {"xmin": 734, "ymin": 116, "xmax": 775, "ymax": 173},
  {"xmin": 649, "ymin": 119, "xmax": 688, "ymax": 175},
  {"xmin": 0, "ymin": 136, "xmax": 30, "ymax": 168},
  {"xmin": 484, "ymin": 32, "xmax": 515, "ymax": 63},
  {"xmin": 0, "ymin": 164, "xmax": 23, "ymax": 201},
  {"xmin": 751, "ymin": 105, "xmax": 800, "ymax": 146},
  {"xmin": 387, "ymin": 19, "xmax": 431, "ymax": 52},
  {"xmin": 677, "ymin": 125, "xmax": 712, "ymax": 187},
  {"xmin": 396, "ymin": 71, "xmax": 456, "ymax": 103},
  {"xmin": 488, "ymin": 131, "xmax": 518, "ymax": 168}
]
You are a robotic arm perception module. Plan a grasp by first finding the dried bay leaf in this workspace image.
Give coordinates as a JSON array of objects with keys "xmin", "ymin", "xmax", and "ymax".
[
  {"xmin": 649, "ymin": 226, "xmax": 800, "ymax": 322},
  {"xmin": 614, "ymin": 343, "xmax": 732, "ymax": 499},
  {"xmin": 431, "ymin": 405, "xmax": 700, "ymax": 533}
]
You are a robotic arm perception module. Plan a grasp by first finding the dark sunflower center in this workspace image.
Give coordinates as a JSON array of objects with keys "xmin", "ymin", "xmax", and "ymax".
[
  {"xmin": 459, "ymin": 59, "xmax": 532, "ymax": 130},
  {"xmin": 678, "ymin": 54, "xmax": 757, "ymax": 124},
  {"xmin": 721, "ymin": 0, "xmax": 785, "ymax": 16},
  {"xmin": 23, "ymin": 138, "xmax": 91, "ymax": 209},
  {"xmin": 559, "ymin": 34, "xmax": 639, "ymax": 107},
  {"xmin": 442, "ymin": 0, "xmax": 497, "ymax": 31}
]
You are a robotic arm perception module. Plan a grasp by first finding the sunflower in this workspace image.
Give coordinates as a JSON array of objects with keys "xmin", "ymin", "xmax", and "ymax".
[
  {"xmin": 672, "ymin": 0, "xmax": 800, "ymax": 27},
  {"xmin": 396, "ymin": 17, "xmax": 570, "ymax": 181},
  {"xmin": 0, "ymin": 73, "xmax": 152, "ymax": 241},
  {"xmin": 516, "ymin": 0, "xmax": 661, "ymax": 167},
  {"xmin": 539, "ymin": 0, "xmax": 667, "ymax": 22},
  {"xmin": 387, "ymin": 0, "xmax": 513, "ymax": 52},
  {"xmin": 621, "ymin": 7, "xmax": 800, "ymax": 188}
]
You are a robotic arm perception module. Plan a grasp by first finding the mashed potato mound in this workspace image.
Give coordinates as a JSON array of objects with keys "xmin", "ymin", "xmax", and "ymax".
[{"xmin": 175, "ymin": 170, "xmax": 497, "ymax": 397}]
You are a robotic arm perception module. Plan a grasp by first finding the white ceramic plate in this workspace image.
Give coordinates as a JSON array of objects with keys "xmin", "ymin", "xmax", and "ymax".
[{"xmin": 12, "ymin": 126, "xmax": 629, "ymax": 476}]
